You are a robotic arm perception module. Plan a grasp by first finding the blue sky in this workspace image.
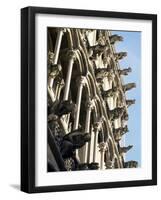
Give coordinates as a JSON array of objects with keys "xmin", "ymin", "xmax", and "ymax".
[{"xmin": 112, "ymin": 31, "xmax": 141, "ymax": 166}]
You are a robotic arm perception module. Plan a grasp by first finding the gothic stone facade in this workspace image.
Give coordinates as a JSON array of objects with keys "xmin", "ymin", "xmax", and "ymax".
[{"xmin": 47, "ymin": 28, "xmax": 138, "ymax": 172}]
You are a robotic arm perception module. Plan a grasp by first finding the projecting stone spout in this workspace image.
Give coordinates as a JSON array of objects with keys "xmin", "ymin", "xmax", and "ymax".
[
  {"xmin": 102, "ymin": 87, "xmax": 118, "ymax": 98},
  {"xmin": 118, "ymin": 67, "xmax": 132, "ymax": 75},
  {"xmin": 114, "ymin": 52, "xmax": 127, "ymax": 60},
  {"xmin": 109, "ymin": 34, "xmax": 123, "ymax": 45},
  {"xmin": 95, "ymin": 68, "xmax": 113, "ymax": 79},
  {"xmin": 122, "ymin": 110, "xmax": 129, "ymax": 121},
  {"xmin": 89, "ymin": 44, "xmax": 108, "ymax": 60},
  {"xmin": 60, "ymin": 130, "xmax": 91, "ymax": 159},
  {"xmin": 126, "ymin": 99, "xmax": 136, "ymax": 107},
  {"xmin": 108, "ymin": 107, "xmax": 125, "ymax": 120},
  {"xmin": 119, "ymin": 145, "xmax": 133, "ymax": 154},
  {"xmin": 50, "ymin": 100, "xmax": 76, "ymax": 117},
  {"xmin": 124, "ymin": 160, "xmax": 138, "ymax": 168},
  {"xmin": 123, "ymin": 83, "xmax": 136, "ymax": 92},
  {"xmin": 113, "ymin": 125, "xmax": 129, "ymax": 141},
  {"xmin": 88, "ymin": 162, "xmax": 99, "ymax": 170},
  {"xmin": 113, "ymin": 125, "xmax": 129, "ymax": 136}
]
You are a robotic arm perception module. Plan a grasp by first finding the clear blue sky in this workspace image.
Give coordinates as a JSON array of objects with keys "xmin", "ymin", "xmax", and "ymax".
[{"xmin": 112, "ymin": 31, "xmax": 141, "ymax": 166}]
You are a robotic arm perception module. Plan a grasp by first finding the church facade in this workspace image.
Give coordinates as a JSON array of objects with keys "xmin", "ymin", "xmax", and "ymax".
[{"xmin": 47, "ymin": 27, "xmax": 138, "ymax": 172}]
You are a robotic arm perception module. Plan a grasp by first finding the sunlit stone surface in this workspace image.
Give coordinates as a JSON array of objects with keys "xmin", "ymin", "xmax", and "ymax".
[{"xmin": 47, "ymin": 28, "xmax": 137, "ymax": 171}]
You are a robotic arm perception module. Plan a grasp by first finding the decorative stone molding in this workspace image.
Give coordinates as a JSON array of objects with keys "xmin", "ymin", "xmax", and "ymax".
[
  {"xmin": 66, "ymin": 49, "xmax": 77, "ymax": 61},
  {"xmin": 47, "ymin": 28, "xmax": 138, "ymax": 171}
]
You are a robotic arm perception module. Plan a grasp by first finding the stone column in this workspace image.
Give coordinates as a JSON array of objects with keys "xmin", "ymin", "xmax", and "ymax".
[
  {"xmin": 87, "ymin": 126, "xmax": 94, "ymax": 163},
  {"xmin": 55, "ymin": 79, "xmax": 65, "ymax": 100},
  {"xmin": 53, "ymin": 28, "xmax": 66, "ymax": 64},
  {"xmin": 99, "ymin": 142, "xmax": 107, "ymax": 170},
  {"xmin": 48, "ymin": 29, "xmax": 66, "ymax": 102},
  {"xmin": 104, "ymin": 147, "xmax": 113, "ymax": 169},
  {"xmin": 63, "ymin": 50, "xmax": 77, "ymax": 101},
  {"xmin": 73, "ymin": 76, "xmax": 86, "ymax": 130},
  {"xmin": 93, "ymin": 121, "xmax": 102, "ymax": 163},
  {"xmin": 48, "ymin": 64, "xmax": 62, "ymax": 102},
  {"xmin": 82, "ymin": 99, "xmax": 94, "ymax": 163}
]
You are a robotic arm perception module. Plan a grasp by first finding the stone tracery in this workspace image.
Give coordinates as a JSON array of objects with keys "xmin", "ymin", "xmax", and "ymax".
[{"xmin": 47, "ymin": 28, "xmax": 138, "ymax": 171}]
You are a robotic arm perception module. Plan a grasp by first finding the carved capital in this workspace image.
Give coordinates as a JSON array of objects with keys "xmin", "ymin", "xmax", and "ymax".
[
  {"xmin": 93, "ymin": 119, "xmax": 102, "ymax": 132},
  {"xmin": 49, "ymin": 64, "xmax": 62, "ymax": 78},
  {"xmin": 57, "ymin": 28, "xmax": 66, "ymax": 34},
  {"xmin": 48, "ymin": 51, "xmax": 55, "ymax": 65},
  {"xmin": 99, "ymin": 142, "xmax": 107, "ymax": 152},
  {"xmin": 86, "ymin": 99, "xmax": 94, "ymax": 110},
  {"xmin": 55, "ymin": 78, "xmax": 65, "ymax": 87},
  {"xmin": 105, "ymin": 160, "xmax": 114, "ymax": 169},
  {"xmin": 124, "ymin": 160, "xmax": 138, "ymax": 168},
  {"xmin": 67, "ymin": 49, "xmax": 77, "ymax": 60},
  {"xmin": 77, "ymin": 76, "xmax": 86, "ymax": 86}
]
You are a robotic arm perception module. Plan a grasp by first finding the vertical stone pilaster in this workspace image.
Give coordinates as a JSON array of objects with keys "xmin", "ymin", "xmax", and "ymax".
[
  {"xmin": 93, "ymin": 121, "xmax": 102, "ymax": 163},
  {"xmin": 82, "ymin": 99, "xmax": 94, "ymax": 163},
  {"xmin": 47, "ymin": 28, "xmax": 66, "ymax": 102},
  {"xmin": 99, "ymin": 142, "xmax": 107, "ymax": 170},
  {"xmin": 53, "ymin": 28, "xmax": 66, "ymax": 64},
  {"xmin": 73, "ymin": 76, "xmax": 86, "ymax": 130},
  {"xmin": 63, "ymin": 50, "xmax": 77, "ymax": 101}
]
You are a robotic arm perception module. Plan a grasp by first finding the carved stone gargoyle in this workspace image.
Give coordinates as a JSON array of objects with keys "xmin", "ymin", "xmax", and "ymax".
[
  {"xmin": 48, "ymin": 51, "xmax": 55, "ymax": 66},
  {"xmin": 108, "ymin": 107, "xmax": 125, "ymax": 120},
  {"xmin": 124, "ymin": 160, "xmax": 138, "ymax": 168},
  {"xmin": 102, "ymin": 87, "xmax": 118, "ymax": 98},
  {"xmin": 113, "ymin": 125, "xmax": 129, "ymax": 141},
  {"xmin": 95, "ymin": 67, "xmax": 113, "ymax": 80},
  {"xmin": 89, "ymin": 44, "xmax": 108, "ymax": 60},
  {"xmin": 121, "ymin": 110, "xmax": 129, "ymax": 121},
  {"xmin": 114, "ymin": 52, "xmax": 127, "ymax": 60},
  {"xmin": 48, "ymin": 63, "xmax": 62, "ymax": 79},
  {"xmin": 119, "ymin": 145, "xmax": 133, "ymax": 154},
  {"xmin": 49, "ymin": 100, "xmax": 76, "ymax": 118},
  {"xmin": 114, "ymin": 125, "xmax": 129, "ymax": 136},
  {"xmin": 118, "ymin": 67, "xmax": 132, "ymax": 76},
  {"xmin": 88, "ymin": 162, "xmax": 99, "ymax": 170},
  {"xmin": 126, "ymin": 99, "xmax": 136, "ymax": 107},
  {"xmin": 77, "ymin": 163, "xmax": 89, "ymax": 170},
  {"xmin": 109, "ymin": 34, "xmax": 123, "ymax": 45},
  {"xmin": 123, "ymin": 83, "xmax": 136, "ymax": 92},
  {"xmin": 122, "ymin": 125, "xmax": 129, "ymax": 133},
  {"xmin": 95, "ymin": 68, "xmax": 108, "ymax": 80},
  {"xmin": 60, "ymin": 130, "xmax": 91, "ymax": 159}
]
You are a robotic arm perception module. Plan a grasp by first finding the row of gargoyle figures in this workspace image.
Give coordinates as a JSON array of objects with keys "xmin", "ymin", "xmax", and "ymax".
[
  {"xmin": 47, "ymin": 30, "xmax": 138, "ymax": 170},
  {"xmin": 89, "ymin": 33, "xmax": 137, "ymax": 168}
]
